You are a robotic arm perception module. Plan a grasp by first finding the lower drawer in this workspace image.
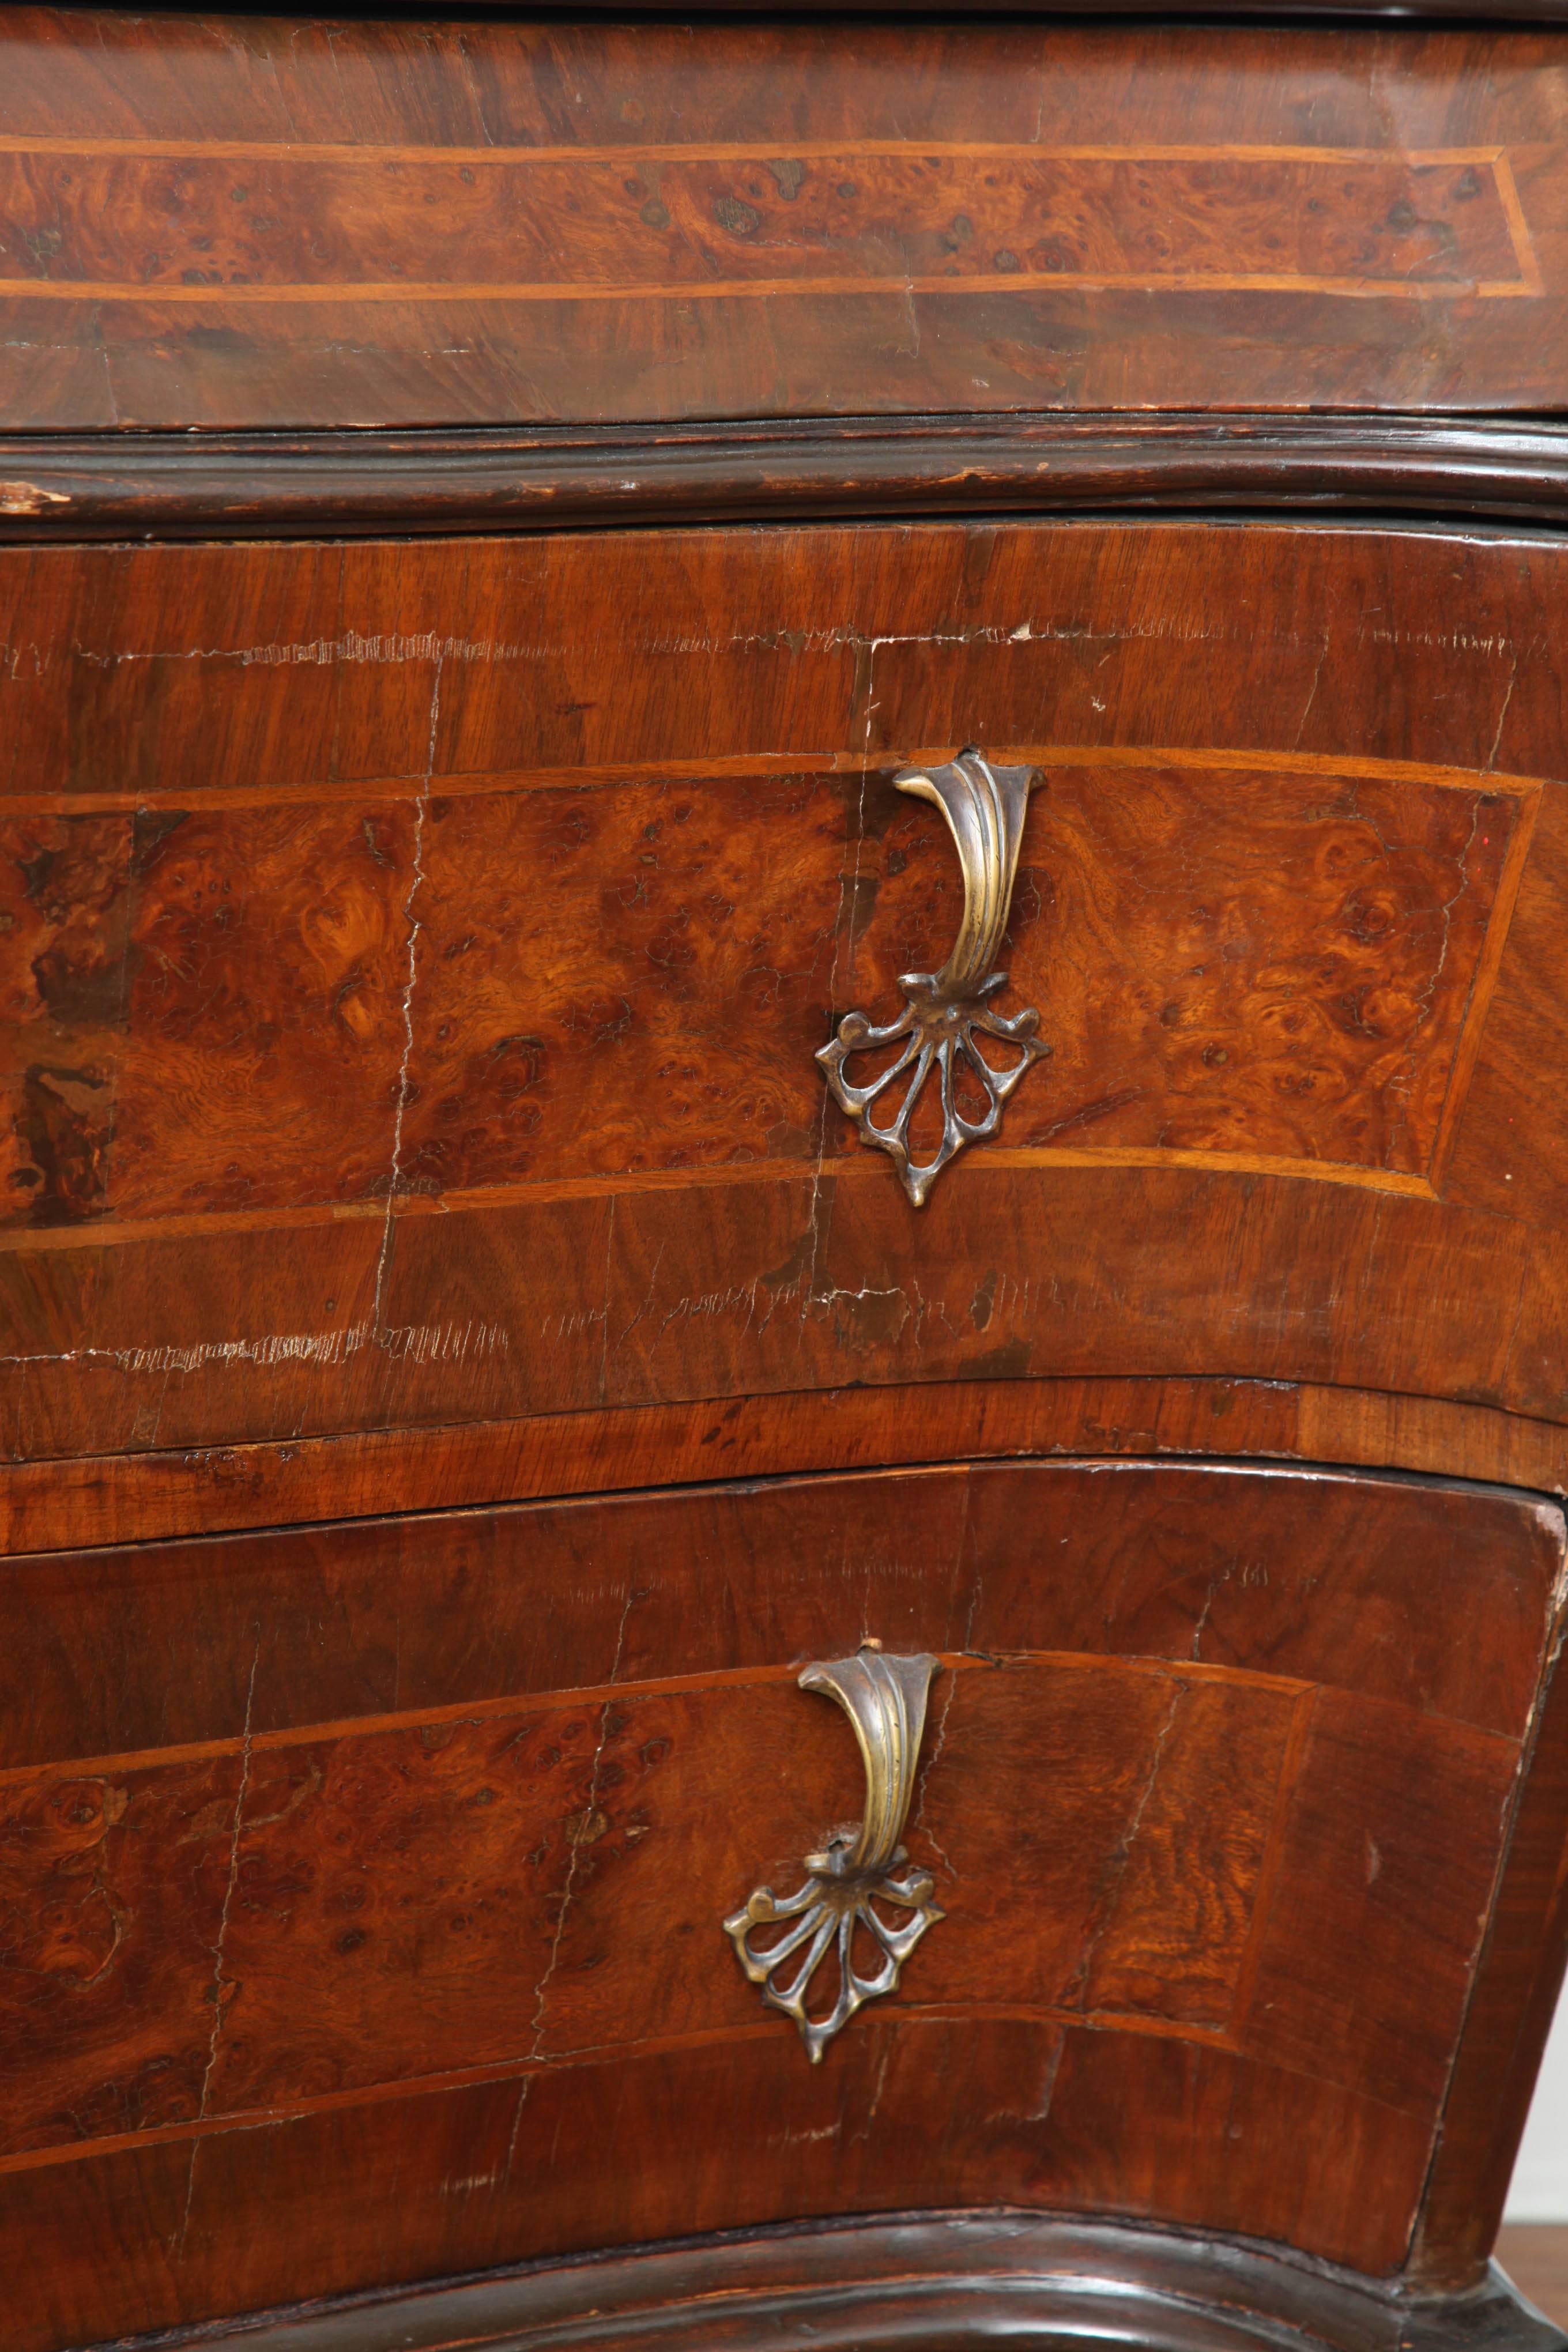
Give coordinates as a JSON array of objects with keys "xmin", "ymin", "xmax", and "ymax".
[{"xmin": 2, "ymin": 1458, "xmax": 1563, "ymax": 2349}]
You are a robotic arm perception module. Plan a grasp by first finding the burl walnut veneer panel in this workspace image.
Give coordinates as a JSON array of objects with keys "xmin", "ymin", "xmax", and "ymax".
[
  {"xmin": 0, "ymin": 1462, "xmax": 1558, "ymax": 2350},
  {"xmin": 2, "ymin": 518, "xmax": 1567, "ymax": 1468},
  {"xmin": 0, "ymin": 13, "xmax": 1564, "ymax": 426},
  {"xmin": 1, "ymin": 766, "xmax": 1513, "ymax": 1219}
]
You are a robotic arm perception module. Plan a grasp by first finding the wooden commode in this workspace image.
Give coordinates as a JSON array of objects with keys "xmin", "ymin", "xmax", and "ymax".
[{"xmin": 3, "ymin": 7, "xmax": 1568, "ymax": 2349}]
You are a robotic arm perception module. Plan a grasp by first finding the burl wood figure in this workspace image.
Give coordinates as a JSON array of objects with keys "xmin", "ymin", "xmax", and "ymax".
[{"xmin": 6, "ymin": 5, "xmax": 1568, "ymax": 2349}]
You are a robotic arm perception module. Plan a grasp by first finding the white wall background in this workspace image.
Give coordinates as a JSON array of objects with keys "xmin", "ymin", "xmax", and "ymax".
[{"xmin": 1507, "ymin": 1988, "xmax": 1568, "ymax": 2218}]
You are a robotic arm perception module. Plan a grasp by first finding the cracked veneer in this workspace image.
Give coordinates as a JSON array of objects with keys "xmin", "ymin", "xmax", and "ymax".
[
  {"xmin": 194, "ymin": 1639, "xmax": 258, "ymax": 2123},
  {"xmin": 372, "ymin": 664, "xmax": 438, "ymax": 1339},
  {"xmin": 526, "ymin": 1584, "xmax": 636, "ymax": 2061},
  {"xmin": 0, "ymin": 1317, "xmax": 511, "ymax": 1377},
  {"xmin": 177, "ymin": 1635, "xmax": 259, "ymax": 2254},
  {"xmin": 910, "ymin": 1478, "xmax": 980, "ymax": 1884},
  {"xmin": 59, "ymin": 616, "xmax": 1236, "ymax": 676},
  {"xmin": 1388, "ymin": 793, "xmax": 1483, "ymax": 1170},
  {"xmin": 1292, "ymin": 625, "xmax": 1331, "ymax": 751},
  {"xmin": 1062, "ymin": 1680, "xmax": 1186, "ymax": 2015},
  {"xmin": 1486, "ymin": 650, "xmax": 1520, "ymax": 774}
]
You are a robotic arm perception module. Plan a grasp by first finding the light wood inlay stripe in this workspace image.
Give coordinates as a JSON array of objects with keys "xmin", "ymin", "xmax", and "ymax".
[
  {"xmin": 0, "ymin": 144, "xmax": 1537, "ymax": 302},
  {"xmin": 0, "ymin": 137, "xmax": 1523, "ymax": 166},
  {"xmin": 0, "ymin": 271, "xmax": 1537, "ymax": 306}
]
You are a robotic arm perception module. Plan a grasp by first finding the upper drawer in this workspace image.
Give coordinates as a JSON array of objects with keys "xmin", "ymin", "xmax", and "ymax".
[
  {"xmin": 0, "ymin": 10, "xmax": 1563, "ymax": 428},
  {"xmin": 4, "ymin": 516, "xmax": 1568, "ymax": 1463}
]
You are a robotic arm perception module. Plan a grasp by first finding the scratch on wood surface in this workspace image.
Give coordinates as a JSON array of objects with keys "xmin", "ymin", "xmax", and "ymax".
[
  {"xmin": 1364, "ymin": 626, "xmax": 1521, "ymax": 659},
  {"xmin": 914, "ymin": 1507, "xmax": 979, "ymax": 1880},
  {"xmin": 1292, "ymin": 624, "xmax": 1330, "ymax": 748},
  {"xmin": 56, "ymin": 609, "xmax": 1236, "ymax": 698},
  {"xmin": 1486, "ymin": 650, "xmax": 1519, "ymax": 771},
  {"xmin": 527, "ymin": 1584, "xmax": 634, "ymax": 2059},
  {"xmin": 1031, "ymin": 2034, "xmax": 1065, "ymax": 2123},
  {"xmin": 912, "ymin": 1663, "xmax": 959, "ymax": 1881},
  {"xmin": 849, "ymin": 2034, "xmax": 897, "ymax": 2147},
  {"xmin": 795, "ymin": 622, "xmax": 888, "ymax": 1332},
  {"xmin": 0, "ymin": 1316, "xmax": 509, "ymax": 1377},
  {"xmin": 175, "ymin": 1637, "xmax": 258, "ymax": 2257},
  {"xmin": 73, "ymin": 630, "xmax": 544, "ymax": 669},
  {"xmin": 1189, "ymin": 1568, "xmax": 1223, "ymax": 1662},
  {"xmin": 1063, "ymin": 1680, "xmax": 1184, "ymax": 2010},
  {"xmin": 597, "ymin": 1197, "xmax": 616, "ymax": 1404},
  {"xmin": 174, "ymin": 2141, "xmax": 202, "ymax": 2261},
  {"xmin": 502, "ymin": 2075, "xmax": 531, "ymax": 2186},
  {"xmin": 373, "ymin": 662, "xmax": 437, "ymax": 1337},
  {"xmin": 1389, "ymin": 794, "xmax": 1481, "ymax": 1168},
  {"xmin": 194, "ymin": 1637, "xmax": 258, "ymax": 2123},
  {"xmin": 608, "ymin": 1238, "xmax": 665, "ymax": 1358}
]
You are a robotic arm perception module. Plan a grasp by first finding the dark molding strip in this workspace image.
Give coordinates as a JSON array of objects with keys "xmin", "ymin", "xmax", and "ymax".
[
  {"xmin": 4, "ymin": 414, "xmax": 1568, "ymax": 542},
  {"xmin": 105, "ymin": 2211, "xmax": 1568, "ymax": 2352},
  {"xmin": 117, "ymin": 3, "xmax": 1568, "ymax": 16}
]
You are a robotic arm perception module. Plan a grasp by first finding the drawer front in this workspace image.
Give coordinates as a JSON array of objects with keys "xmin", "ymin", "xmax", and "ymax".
[
  {"xmin": 2, "ymin": 1460, "xmax": 1562, "ymax": 2348},
  {"xmin": 0, "ymin": 13, "xmax": 1562, "ymax": 431},
  {"xmin": 3, "ymin": 517, "xmax": 1568, "ymax": 1469}
]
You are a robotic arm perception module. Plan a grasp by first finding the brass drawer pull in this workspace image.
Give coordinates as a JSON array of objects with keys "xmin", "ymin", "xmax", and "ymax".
[
  {"xmin": 723, "ymin": 1644, "xmax": 944, "ymax": 2062},
  {"xmin": 817, "ymin": 749, "xmax": 1048, "ymax": 1206}
]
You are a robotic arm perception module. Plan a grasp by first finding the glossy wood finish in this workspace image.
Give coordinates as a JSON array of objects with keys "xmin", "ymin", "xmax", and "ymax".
[
  {"xmin": 7, "ymin": 1460, "xmax": 1554, "ymax": 1766},
  {"xmin": 11, "ymin": 1375, "xmax": 1568, "ymax": 1559},
  {"xmin": 1, "ymin": 1461, "xmax": 1561, "ymax": 2350},
  {"xmin": 14, "ymin": 417, "xmax": 1568, "ymax": 544},
  {"xmin": 3, "ymin": 518, "xmax": 1567, "ymax": 1471},
  {"xmin": 91, "ymin": 2217, "xmax": 1568, "ymax": 2352},
  {"xmin": 9, "ymin": 10, "xmax": 1568, "ymax": 2346},
  {"xmin": 0, "ymin": 16, "xmax": 1565, "ymax": 429},
  {"xmin": 5, "ymin": 756, "xmax": 1507, "ymax": 1218}
]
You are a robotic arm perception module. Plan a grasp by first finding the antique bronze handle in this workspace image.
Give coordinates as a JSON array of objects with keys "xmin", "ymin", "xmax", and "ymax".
[
  {"xmin": 722, "ymin": 1644, "xmax": 944, "ymax": 2062},
  {"xmin": 817, "ymin": 749, "xmax": 1049, "ymax": 1207}
]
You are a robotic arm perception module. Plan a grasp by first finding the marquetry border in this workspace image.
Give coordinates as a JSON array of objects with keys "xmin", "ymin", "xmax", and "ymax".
[
  {"xmin": 0, "ymin": 744, "xmax": 1537, "ymax": 1243},
  {"xmin": 0, "ymin": 140, "xmax": 1540, "ymax": 306}
]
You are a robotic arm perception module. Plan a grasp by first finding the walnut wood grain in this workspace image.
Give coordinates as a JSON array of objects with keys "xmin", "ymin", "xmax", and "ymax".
[
  {"xmin": 0, "ymin": 1668, "xmax": 1521, "ymax": 2294},
  {"xmin": 6, "ymin": 759, "xmax": 1510, "ymax": 1224},
  {"xmin": 2, "ymin": 519, "xmax": 1567, "ymax": 1465},
  {"xmin": 10, "ymin": 1159, "xmax": 1563, "ymax": 1461},
  {"xmin": 1412, "ymin": 1644, "xmax": 1568, "ymax": 2286},
  {"xmin": 0, "ymin": 15, "xmax": 1565, "ymax": 429},
  {"xmin": 0, "ymin": 1460, "xmax": 1556, "ymax": 2349},
  {"xmin": 6, "ymin": 6, "xmax": 1568, "ymax": 2349},
  {"xmin": 2, "ymin": 1377, "xmax": 1566, "ymax": 1559},
  {"xmin": 0, "ymin": 2039, "xmax": 1443, "ymax": 2352},
  {"xmin": 0, "ymin": 1752, "xmax": 246, "ymax": 2151},
  {"xmin": 3, "ymin": 1460, "xmax": 1551, "ymax": 1771},
  {"xmin": 0, "ymin": 145, "xmax": 1531, "ymax": 301}
]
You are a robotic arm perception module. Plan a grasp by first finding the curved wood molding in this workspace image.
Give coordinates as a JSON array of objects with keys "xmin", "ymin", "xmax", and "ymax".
[
  {"xmin": 118, "ymin": 2214, "xmax": 1568, "ymax": 2352},
  {"xmin": 3, "ymin": 1377, "xmax": 1567, "ymax": 1562},
  {"xmin": 240, "ymin": 1, "xmax": 1568, "ymax": 12},
  {"xmin": 5, "ymin": 415, "xmax": 1568, "ymax": 541}
]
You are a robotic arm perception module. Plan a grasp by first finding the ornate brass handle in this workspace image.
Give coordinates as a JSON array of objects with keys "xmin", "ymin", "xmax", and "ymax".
[
  {"xmin": 722, "ymin": 1644, "xmax": 943, "ymax": 2062},
  {"xmin": 816, "ymin": 749, "xmax": 1049, "ymax": 1207}
]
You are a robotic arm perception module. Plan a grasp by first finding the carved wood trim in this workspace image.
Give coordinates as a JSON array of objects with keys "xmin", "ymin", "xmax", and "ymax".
[
  {"xmin": 5, "ymin": 416, "xmax": 1568, "ymax": 541},
  {"xmin": 95, "ymin": 2212, "xmax": 1568, "ymax": 2352}
]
